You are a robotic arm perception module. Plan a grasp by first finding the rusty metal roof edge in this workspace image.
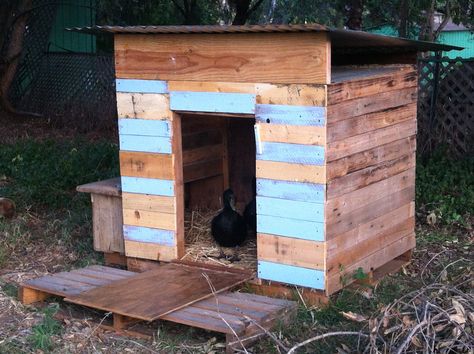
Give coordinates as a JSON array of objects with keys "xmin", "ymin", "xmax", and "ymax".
[{"xmin": 67, "ymin": 24, "xmax": 463, "ymax": 52}]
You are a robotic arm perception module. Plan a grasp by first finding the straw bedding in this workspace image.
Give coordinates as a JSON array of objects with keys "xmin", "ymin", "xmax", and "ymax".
[{"xmin": 180, "ymin": 209, "xmax": 257, "ymax": 272}]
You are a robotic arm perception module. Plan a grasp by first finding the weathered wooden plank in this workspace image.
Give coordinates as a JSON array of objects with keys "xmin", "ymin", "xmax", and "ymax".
[
  {"xmin": 327, "ymin": 136, "xmax": 416, "ymax": 180},
  {"xmin": 120, "ymin": 151, "xmax": 174, "ymax": 180},
  {"xmin": 182, "ymin": 129, "xmax": 222, "ymax": 150},
  {"xmin": 116, "ymin": 79, "xmax": 168, "ymax": 93},
  {"xmin": 119, "ymin": 135, "xmax": 172, "ymax": 154},
  {"xmin": 327, "ymin": 86, "xmax": 417, "ymax": 124},
  {"xmin": 257, "ymin": 215, "xmax": 324, "ymax": 241},
  {"xmin": 257, "ymin": 233, "xmax": 325, "ymax": 269},
  {"xmin": 124, "ymin": 240, "xmax": 177, "ymax": 261},
  {"xmin": 327, "ymin": 152, "xmax": 416, "ymax": 199},
  {"xmin": 123, "ymin": 225, "xmax": 176, "ymax": 246},
  {"xmin": 91, "ymin": 194, "xmax": 124, "ymax": 253},
  {"xmin": 327, "ymin": 103, "xmax": 417, "ymax": 143},
  {"xmin": 256, "ymin": 83, "xmax": 326, "ymax": 106},
  {"xmin": 117, "ymin": 93, "xmax": 171, "ymax": 120},
  {"xmin": 326, "ymin": 168, "xmax": 415, "ymax": 222},
  {"xmin": 168, "ymin": 80, "xmax": 255, "ymax": 93},
  {"xmin": 326, "ymin": 185, "xmax": 415, "ymax": 239},
  {"xmin": 170, "ymin": 91, "xmax": 256, "ymax": 114},
  {"xmin": 257, "ymin": 142, "xmax": 325, "ymax": 165},
  {"xmin": 256, "ymin": 160, "xmax": 326, "ymax": 184},
  {"xmin": 121, "ymin": 176, "xmax": 174, "ymax": 196},
  {"xmin": 182, "ymin": 144, "xmax": 223, "ymax": 165},
  {"xmin": 257, "ymin": 196, "xmax": 324, "ymax": 223},
  {"xmin": 115, "ymin": 32, "xmax": 329, "ymax": 84},
  {"xmin": 171, "ymin": 113, "xmax": 185, "ymax": 259},
  {"xmin": 258, "ymin": 123, "xmax": 326, "ymax": 145},
  {"xmin": 327, "ymin": 119, "xmax": 416, "ymax": 161},
  {"xmin": 255, "ymin": 104, "xmax": 325, "ymax": 126},
  {"xmin": 258, "ymin": 261, "xmax": 325, "ymax": 290},
  {"xmin": 327, "ymin": 67, "xmax": 417, "ymax": 104},
  {"xmin": 327, "ymin": 203, "xmax": 414, "ymax": 267},
  {"xmin": 326, "ymin": 232, "xmax": 415, "ymax": 294},
  {"xmin": 76, "ymin": 178, "xmax": 121, "ymax": 197},
  {"xmin": 118, "ymin": 118, "xmax": 171, "ymax": 137},
  {"xmin": 123, "ymin": 208, "xmax": 176, "ymax": 230},
  {"xmin": 257, "ymin": 179, "xmax": 324, "ymax": 203},
  {"xmin": 122, "ymin": 193, "xmax": 175, "ymax": 214}
]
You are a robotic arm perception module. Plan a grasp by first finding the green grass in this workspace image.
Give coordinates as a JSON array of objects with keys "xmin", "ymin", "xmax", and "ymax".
[{"xmin": 28, "ymin": 304, "xmax": 62, "ymax": 351}]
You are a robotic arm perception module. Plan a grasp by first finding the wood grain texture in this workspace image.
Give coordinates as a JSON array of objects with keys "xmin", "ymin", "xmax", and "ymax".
[
  {"xmin": 117, "ymin": 94, "xmax": 171, "ymax": 120},
  {"xmin": 122, "ymin": 193, "xmax": 175, "ymax": 214},
  {"xmin": 65, "ymin": 263, "xmax": 252, "ymax": 321},
  {"xmin": 116, "ymin": 79, "xmax": 168, "ymax": 93},
  {"xmin": 257, "ymin": 178, "xmax": 325, "ymax": 203},
  {"xmin": 182, "ymin": 144, "xmax": 223, "ymax": 165},
  {"xmin": 256, "ymin": 160, "xmax": 326, "ymax": 184},
  {"xmin": 257, "ymin": 196, "xmax": 324, "ymax": 223},
  {"xmin": 183, "ymin": 159, "xmax": 223, "ymax": 183},
  {"xmin": 326, "ymin": 185, "xmax": 415, "ymax": 239},
  {"xmin": 328, "ymin": 67, "xmax": 417, "ymax": 104},
  {"xmin": 257, "ymin": 142, "xmax": 325, "ymax": 165},
  {"xmin": 258, "ymin": 123, "xmax": 326, "ymax": 145},
  {"xmin": 327, "ymin": 202, "xmax": 414, "ymax": 256},
  {"xmin": 168, "ymin": 81, "xmax": 327, "ymax": 106},
  {"xmin": 327, "ymin": 152, "xmax": 416, "ymax": 199},
  {"xmin": 123, "ymin": 208, "xmax": 176, "ymax": 230},
  {"xmin": 327, "ymin": 103, "xmax": 416, "ymax": 143},
  {"xmin": 76, "ymin": 178, "xmax": 121, "ymax": 197},
  {"xmin": 326, "ymin": 168, "xmax": 415, "ymax": 223},
  {"xmin": 118, "ymin": 118, "xmax": 171, "ymax": 136},
  {"xmin": 256, "ymin": 104, "xmax": 325, "ymax": 126},
  {"xmin": 123, "ymin": 225, "xmax": 175, "ymax": 246},
  {"xmin": 123, "ymin": 240, "xmax": 178, "ymax": 261},
  {"xmin": 120, "ymin": 151, "xmax": 174, "ymax": 180},
  {"xmin": 327, "ymin": 136, "xmax": 416, "ymax": 180},
  {"xmin": 327, "ymin": 86, "xmax": 417, "ymax": 124},
  {"xmin": 115, "ymin": 32, "xmax": 329, "ymax": 83},
  {"xmin": 257, "ymin": 233, "xmax": 325, "ymax": 270},
  {"xmin": 119, "ymin": 135, "xmax": 171, "ymax": 154},
  {"xmin": 326, "ymin": 232, "xmax": 415, "ymax": 294},
  {"xmin": 91, "ymin": 194, "xmax": 124, "ymax": 253},
  {"xmin": 171, "ymin": 113, "xmax": 185, "ymax": 259},
  {"xmin": 257, "ymin": 214, "xmax": 324, "ymax": 241},
  {"xmin": 327, "ymin": 119, "xmax": 417, "ymax": 161}
]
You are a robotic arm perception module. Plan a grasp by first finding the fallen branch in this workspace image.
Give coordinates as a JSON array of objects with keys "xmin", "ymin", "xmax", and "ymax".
[{"xmin": 287, "ymin": 331, "xmax": 369, "ymax": 354}]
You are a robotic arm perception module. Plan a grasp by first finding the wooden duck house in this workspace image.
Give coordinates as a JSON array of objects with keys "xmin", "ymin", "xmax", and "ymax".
[{"xmin": 76, "ymin": 24, "xmax": 458, "ymax": 296}]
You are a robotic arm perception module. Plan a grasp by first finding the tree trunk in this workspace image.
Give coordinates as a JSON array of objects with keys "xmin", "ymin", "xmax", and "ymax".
[
  {"xmin": 398, "ymin": 0, "xmax": 409, "ymax": 37},
  {"xmin": 345, "ymin": 0, "xmax": 364, "ymax": 30}
]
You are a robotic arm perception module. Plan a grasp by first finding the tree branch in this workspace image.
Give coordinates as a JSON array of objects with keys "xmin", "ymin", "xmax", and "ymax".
[{"xmin": 171, "ymin": 0, "xmax": 186, "ymax": 17}]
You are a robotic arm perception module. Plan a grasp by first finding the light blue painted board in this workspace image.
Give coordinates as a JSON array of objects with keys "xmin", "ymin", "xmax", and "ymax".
[
  {"xmin": 116, "ymin": 79, "xmax": 168, "ymax": 93},
  {"xmin": 256, "ymin": 104, "xmax": 325, "ymax": 126},
  {"xmin": 119, "ymin": 135, "xmax": 172, "ymax": 154},
  {"xmin": 258, "ymin": 261, "xmax": 325, "ymax": 289},
  {"xmin": 256, "ymin": 179, "xmax": 324, "ymax": 203},
  {"xmin": 257, "ymin": 214, "xmax": 324, "ymax": 241},
  {"xmin": 170, "ymin": 91, "xmax": 256, "ymax": 114},
  {"xmin": 123, "ymin": 225, "xmax": 175, "ymax": 246},
  {"xmin": 256, "ymin": 196, "xmax": 324, "ymax": 223},
  {"xmin": 118, "ymin": 118, "xmax": 170, "ymax": 137},
  {"xmin": 121, "ymin": 177, "xmax": 174, "ymax": 196},
  {"xmin": 257, "ymin": 142, "xmax": 324, "ymax": 165}
]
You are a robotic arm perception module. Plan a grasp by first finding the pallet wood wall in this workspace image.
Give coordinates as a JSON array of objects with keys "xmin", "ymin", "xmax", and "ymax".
[{"xmin": 325, "ymin": 66, "xmax": 417, "ymax": 294}]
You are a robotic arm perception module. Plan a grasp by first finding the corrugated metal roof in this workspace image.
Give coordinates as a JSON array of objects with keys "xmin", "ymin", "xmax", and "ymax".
[{"xmin": 68, "ymin": 24, "xmax": 463, "ymax": 52}]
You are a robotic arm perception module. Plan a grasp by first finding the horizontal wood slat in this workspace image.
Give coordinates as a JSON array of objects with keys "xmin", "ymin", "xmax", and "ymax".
[
  {"xmin": 256, "ymin": 160, "xmax": 326, "ymax": 184},
  {"xmin": 257, "ymin": 179, "xmax": 324, "ymax": 203},
  {"xmin": 256, "ymin": 104, "xmax": 325, "ymax": 126},
  {"xmin": 257, "ymin": 214, "xmax": 324, "ymax": 241},
  {"xmin": 327, "ymin": 87, "xmax": 417, "ymax": 124},
  {"xmin": 257, "ymin": 233, "xmax": 325, "ymax": 269},
  {"xmin": 116, "ymin": 79, "xmax": 168, "ymax": 93},
  {"xmin": 182, "ymin": 144, "xmax": 223, "ymax": 165},
  {"xmin": 120, "ymin": 151, "xmax": 174, "ymax": 180},
  {"xmin": 257, "ymin": 196, "xmax": 324, "ymax": 223},
  {"xmin": 124, "ymin": 240, "xmax": 178, "ymax": 261},
  {"xmin": 123, "ymin": 208, "xmax": 176, "ymax": 230},
  {"xmin": 327, "ymin": 103, "xmax": 416, "ymax": 143},
  {"xmin": 258, "ymin": 260, "xmax": 325, "ymax": 289},
  {"xmin": 257, "ymin": 142, "xmax": 325, "ymax": 165},
  {"xmin": 119, "ymin": 135, "xmax": 172, "ymax": 154},
  {"xmin": 327, "ymin": 119, "xmax": 416, "ymax": 161},
  {"xmin": 123, "ymin": 225, "xmax": 176, "ymax": 246},
  {"xmin": 183, "ymin": 159, "xmax": 223, "ymax": 183},
  {"xmin": 122, "ymin": 193, "xmax": 175, "ymax": 214},
  {"xmin": 121, "ymin": 176, "xmax": 174, "ymax": 196},
  {"xmin": 170, "ymin": 91, "xmax": 256, "ymax": 114},
  {"xmin": 327, "ymin": 136, "xmax": 416, "ymax": 181},
  {"xmin": 327, "ymin": 152, "xmax": 416, "ymax": 199},
  {"xmin": 118, "ymin": 118, "xmax": 171, "ymax": 136},
  {"xmin": 115, "ymin": 32, "xmax": 329, "ymax": 84},
  {"xmin": 258, "ymin": 123, "xmax": 326, "ymax": 145},
  {"xmin": 117, "ymin": 93, "xmax": 171, "ymax": 120}
]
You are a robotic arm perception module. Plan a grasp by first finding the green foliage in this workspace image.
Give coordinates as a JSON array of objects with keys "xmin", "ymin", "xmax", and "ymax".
[
  {"xmin": 0, "ymin": 138, "xmax": 119, "ymax": 210},
  {"xmin": 352, "ymin": 267, "xmax": 368, "ymax": 281},
  {"xmin": 416, "ymin": 148, "xmax": 474, "ymax": 225},
  {"xmin": 29, "ymin": 304, "xmax": 62, "ymax": 352}
]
